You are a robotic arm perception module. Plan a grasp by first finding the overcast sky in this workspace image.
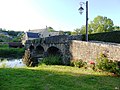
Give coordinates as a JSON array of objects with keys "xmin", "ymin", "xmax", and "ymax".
[{"xmin": 0, "ymin": 0, "xmax": 120, "ymax": 31}]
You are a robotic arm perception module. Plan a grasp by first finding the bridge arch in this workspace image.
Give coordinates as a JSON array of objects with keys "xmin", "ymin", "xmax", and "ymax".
[
  {"xmin": 35, "ymin": 45, "xmax": 44, "ymax": 55},
  {"xmin": 47, "ymin": 46, "xmax": 62, "ymax": 56}
]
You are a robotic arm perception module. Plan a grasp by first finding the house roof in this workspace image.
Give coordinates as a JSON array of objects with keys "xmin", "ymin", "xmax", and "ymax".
[
  {"xmin": 27, "ymin": 32, "xmax": 40, "ymax": 38},
  {"xmin": 29, "ymin": 28, "xmax": 47, "ymax": 33},
  {"xmin": 0, "ymin": 32, "xmax": 8, "ymax": 35}
]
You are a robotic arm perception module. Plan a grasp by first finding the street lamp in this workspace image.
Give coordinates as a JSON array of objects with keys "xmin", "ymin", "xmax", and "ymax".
[{"xmin": 78, "ymin": 1, "xmax": 88, "ymax": 42}]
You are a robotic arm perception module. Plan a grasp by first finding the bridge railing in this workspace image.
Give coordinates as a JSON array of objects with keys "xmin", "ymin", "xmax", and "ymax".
[
  {"xmin": 25, "ymin": 35, "xmax": 82, "ymax": 45},
  {"xmin": 44, "ymin": 35, "xmax": 82, "ymax": 44}
]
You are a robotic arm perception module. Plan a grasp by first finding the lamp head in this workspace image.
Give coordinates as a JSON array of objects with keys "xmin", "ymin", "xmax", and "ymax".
[{"xmin": 78, "ymin": 6, "xmax": 84, "ymax": 14}]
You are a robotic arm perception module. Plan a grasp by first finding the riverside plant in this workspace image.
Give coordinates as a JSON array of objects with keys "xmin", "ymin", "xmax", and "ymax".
[
  {"xmin": 88, "ymin": 60, "xmax": 96, "ymax": 70},
  {"xmin": 96, "ymin": 53, "xmax": 120, "ymax": 76},
  {"xmin": 39, "ymin": 55, "xmax": 62, "ymax": 65},
  {"xmin": 0, "ymin": 63, "xmax": 8, "ymax": 68},
  {"xmin": 0, "ymin": 60, "xmax": 10, "ymax": 68},
  {"xmin": 70, "ymin": 59, "xmax": 87, "ymax": 68},
  {"xmin": 0, "ymin": 48, "xmax": 25, "ymax": 58}
]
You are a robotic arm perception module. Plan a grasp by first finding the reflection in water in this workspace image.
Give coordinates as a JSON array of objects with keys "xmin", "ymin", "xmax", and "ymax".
[{"xmin": 0, "ymin": 59, "xmax": 26, "ymax": 68}]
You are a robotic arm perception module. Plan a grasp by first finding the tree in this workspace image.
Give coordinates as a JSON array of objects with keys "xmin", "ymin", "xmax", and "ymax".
[
  {"xmin": 74, "ymin": 15, "xmax": 114, "ymax": 34},
  {"xmin": 48, "ymin": 27, "xmax": 55, "ymax": 32},
  {"xmin": 64, "ymin": 31, "xmax": 71, "ymax": 35},
  {"xmin": 88, "ymin": 24, "xmax": 93, "ymax": 34},
  {"xmin": 74, "ymin": 27, "xmax": 86, "ymax": 35},
  {"xmin": 90, "ymin": 16, "xmax": 114, "ymax": 33},
  {"xmin": 48, "ymin": 26, "xmax": 53, "ymax": 29},
  {"xmin": 59, "ymin": 30, "xmax": 64, "ymax": 35},
  {"xmin": 114, "ymin": 26, "xmax": 120, "ymax": 31},
  {"xmin": 59, "ymin": 30, "xmax": 72, "ymax": 35},
  {"xmin": 71, "ymin": 31, "xmax": 77, "ymax": 35},
  {"xmin": 74, "ymin": 25, "xmax": 92, "ymax": 35},
  {"xmin": 74, "ymin": 28, "xmax": 81, "ymax": 35},
  {"xmin": 80, "ymin": 26, "xmax": 86, "ymax": 34},
  {"xmin": 0, "ymin": 34, "xmax": 10, "ymax": 42}
]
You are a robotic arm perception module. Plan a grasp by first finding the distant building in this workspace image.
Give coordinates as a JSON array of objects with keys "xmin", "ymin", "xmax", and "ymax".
[
  {"xmin": 29, "ymin": 28, "xmax": 49, "ymax": 38},
  {"xmin": 29, "ymin": 27, "xmax": 60, "ymax": 38},
  {"xmin": 22, "ymin": 32, "xmax": 40, "ymax": 45},
  {"xmin": 0, "ymin": 32, "xmax": 9, "ymax": 36},
  {"xmin": 22, "ymin": 27, "xmax": 60, "ymax": 45}
]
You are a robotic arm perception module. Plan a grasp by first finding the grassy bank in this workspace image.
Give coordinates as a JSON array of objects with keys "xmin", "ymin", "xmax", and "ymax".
[
  {"xmin": 0, "ymin": 44, "xmax": 25, "ymax": 58},
  {"xmin": 0, "ymin": 65, "xmax": 120, "ymax": 90}
]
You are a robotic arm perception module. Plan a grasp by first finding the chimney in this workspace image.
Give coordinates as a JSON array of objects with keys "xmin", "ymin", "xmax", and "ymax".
[{"xmin": 46, "ymin": 26, "xmax": 47, "ymax": 30}]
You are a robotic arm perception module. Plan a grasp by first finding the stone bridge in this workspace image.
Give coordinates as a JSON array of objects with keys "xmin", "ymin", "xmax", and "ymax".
[
  {"xmin": 25, "ymin": 35, "xmax": 82, "ymax": 65},
  {"xmin": 25, "ymin": 35, "xmax": 120, "ymax": 65}
]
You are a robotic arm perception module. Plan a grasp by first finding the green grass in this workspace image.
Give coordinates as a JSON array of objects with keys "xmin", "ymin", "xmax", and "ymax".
[{"xmin": 0, "ymin": 65, "xmax": 120, "ymax": 90}]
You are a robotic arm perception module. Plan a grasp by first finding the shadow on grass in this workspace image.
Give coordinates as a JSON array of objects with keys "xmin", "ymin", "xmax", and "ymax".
[{"xmin": 0, "ymin": 67, "xmax": 120, "ymax": 90}]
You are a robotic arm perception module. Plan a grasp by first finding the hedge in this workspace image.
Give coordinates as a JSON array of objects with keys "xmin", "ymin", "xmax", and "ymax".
[{"xmin": 82, "ymin": 31, "xmax": 120, "ymax": 43}]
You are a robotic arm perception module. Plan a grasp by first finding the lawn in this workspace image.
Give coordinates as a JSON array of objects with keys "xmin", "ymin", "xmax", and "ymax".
[{"xmin": 0, "ymin": 65, "xmax": 120, "ymax": 90}]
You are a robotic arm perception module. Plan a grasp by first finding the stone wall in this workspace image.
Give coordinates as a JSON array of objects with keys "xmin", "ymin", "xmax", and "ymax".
[
  {"xmin": 70, "ymin": 40, "xmax": 120, "ymax": 62},
  {"xmin": 44, "ymin": 35, "xmax": 82, "ymax": 44}
]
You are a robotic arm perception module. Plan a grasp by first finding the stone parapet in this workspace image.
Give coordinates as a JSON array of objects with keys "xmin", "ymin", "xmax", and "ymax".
[{"xmin": 70, "ymin": 40, "xmax": 120, "ymax": 62}]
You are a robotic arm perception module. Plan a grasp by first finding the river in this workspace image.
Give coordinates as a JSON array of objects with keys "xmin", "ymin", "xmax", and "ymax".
[{"xmin": 0, "ymin": 58, "xmax": 26, "ymax": 68}]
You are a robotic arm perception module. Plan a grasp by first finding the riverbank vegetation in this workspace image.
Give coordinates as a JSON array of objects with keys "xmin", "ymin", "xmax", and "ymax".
[
  {"xmin": 0, "ymin": 65, "xmax": 120, "ymax": 90},
  {"xmin": 0, "ymin": 44, "xmax": 25, "ymax": 58}
]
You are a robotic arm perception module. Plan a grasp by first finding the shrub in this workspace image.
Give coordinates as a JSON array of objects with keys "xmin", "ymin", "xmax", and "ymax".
[
  {"xmin": 70, "ymin": 59, "xmax": 86, "ymax": 68},
  {"xmin": 39, "ymin": 55, "xmax": 62, "ymax": 65},
  {"xmin": 0, "ymin": 44, "xmax": 25, "ymax": 58},
  {"xmin": 0, "ymin": 44, "xmax": 8, "ymax": 48},
  {"xmin": 96, "ymin": 53, "xmax": 120, "ymax": 75},
  {"xmin": 0, "ymin": 48, "xmax": 25, "ymax": 58},
  {"xmin": 88, "ymin": 60, "xmax": 96, "ymax": 70}
]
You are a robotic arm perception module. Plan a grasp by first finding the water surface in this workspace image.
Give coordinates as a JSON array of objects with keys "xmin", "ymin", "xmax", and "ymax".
[{"xmin": 0, "ymin": 59, "xmax": 26, "ymax": 68}]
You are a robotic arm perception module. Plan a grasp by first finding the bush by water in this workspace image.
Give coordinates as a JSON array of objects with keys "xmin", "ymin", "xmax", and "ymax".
[
  {"xmin": 0, "ymin": 47, "xmax": 25, "ymax": 58},
  {"xmin": 39, "ymin": 55, "xmax": 63, "ymax": 65}
]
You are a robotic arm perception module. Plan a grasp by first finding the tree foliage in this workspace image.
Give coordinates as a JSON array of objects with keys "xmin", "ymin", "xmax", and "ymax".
[
  {"xmin": 64, "ymin": 31, "xmax": 71, "ymax": 35},
  {"xmin": 74, "ymin": 15, "xmax": 114, "ymax": 34},
  {"xmin": 0, "ymin": 28, "xmax": 24, "ymax": 42},
  {"xmin": 48, "ymin": 27, "xmax": 55, "ymax": 32},
  {"xmin": 80, "ymin": 25, "xmax": 86, "ymax": 34},
  {"xmin": 74, "ymin": 28, "xmax": 81, "ymax": 35},
  {"xmin": 91, "ymin": 16, "xmax": 114, "ymax": 33},
  {"xmin": 114, "ymin": 26, "xmax": 120, "ymax": 31}
]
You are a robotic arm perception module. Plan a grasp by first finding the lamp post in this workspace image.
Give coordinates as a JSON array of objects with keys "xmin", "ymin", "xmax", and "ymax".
[{"xmin": 78, "ymin": 1, "xmax": 88, "ymax": 42}]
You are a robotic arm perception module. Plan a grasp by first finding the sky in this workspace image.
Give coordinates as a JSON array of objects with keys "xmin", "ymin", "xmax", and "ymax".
[{"xmin": 0, "ymin": 0, "xmax": 120, "ymax": 31}]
